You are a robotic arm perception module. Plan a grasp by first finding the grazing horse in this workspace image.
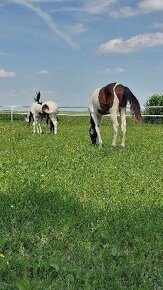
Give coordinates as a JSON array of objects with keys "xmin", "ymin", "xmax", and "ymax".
[
  {"xmin": 26, "ymin": 92, "xmax": 59, "ymax": 134},
  {"xmin": 88, "ymin": 82, "xmax": 143, "ymax": 147}
]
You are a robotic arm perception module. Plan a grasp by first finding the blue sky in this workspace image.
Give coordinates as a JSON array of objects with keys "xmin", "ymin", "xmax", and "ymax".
[{"xmin": 0, "ymin": 0, "xmax": 163, "ymax": 107}]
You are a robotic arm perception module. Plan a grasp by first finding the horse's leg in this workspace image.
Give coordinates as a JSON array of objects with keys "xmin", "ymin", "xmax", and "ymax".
[
  {"xmin": 38, "ymin": 116, "xmax": 42, "ymax": 134},
  {"xmin": 33, "ymin": 115, "xmax": 36, "ymax": 134},
  {"xmin": 49, "ymin": 114, "xmax": 58, "ymax": 135},
  {"xmin": 33, "ymin": 120, "xmax": 36, "ymax": 134},
  {"xmin": 50, "ymin": 120, "xmax": 54, "ymax": 134},
  {"xmin": 110, "ymin": 112, "xmax": 119, "ymax": 147},
  {"xmin": 90, "ymin": 112, "xmax": 102, "ymax": 146},
  {"xmin": 96, "ymin": 114, "xmax": 102, "ymax": 145},
  {"xmin": 46, "ymin": 115, "xmax": 49, "ymax": 134},
  {"xmin": 33, "ymin": 115, "xmax": 41, "ymax": 134},
  {"xmin": 120, "ymin": 107, "xmax": 126, "ymax": 147},
  {"xmin": 35, "ymin": 116, "xmax": 40, "ymax": 134}
]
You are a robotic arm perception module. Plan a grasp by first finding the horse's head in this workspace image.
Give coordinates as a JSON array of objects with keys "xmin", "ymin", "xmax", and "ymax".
[{"xmin": 25, "ymin": 111, "xmax": 33, "ymax": 127}]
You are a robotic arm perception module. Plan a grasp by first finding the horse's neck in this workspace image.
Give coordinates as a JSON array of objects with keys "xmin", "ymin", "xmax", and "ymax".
[{"xmin": 36, "ymin": 101, "xmax": 43, "ymax": 105}]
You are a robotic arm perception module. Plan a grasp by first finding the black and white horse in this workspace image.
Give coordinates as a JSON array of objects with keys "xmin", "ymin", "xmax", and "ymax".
[
  {"xmin": 88, "ymin": 82, "xmax": 143, "ymax": 147},
  {"xmin": 26, "ymin": 92, "xmax": 59, "ymax": 134}
]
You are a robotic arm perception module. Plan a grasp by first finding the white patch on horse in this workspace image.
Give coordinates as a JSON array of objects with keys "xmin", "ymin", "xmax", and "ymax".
[
  {"xmin": 110, "ymin": 83, "xmax": 120, "ymax": 147},
  {"xmin": 88, "ymin": 88, "xmax": 101, "ymax": 114},
  {"xmin": 120, "ymin": 107, "xmax": 126, "ymax": 147}
]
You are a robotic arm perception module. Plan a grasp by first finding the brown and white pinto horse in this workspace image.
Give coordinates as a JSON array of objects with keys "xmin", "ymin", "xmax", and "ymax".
[{"xmin": 88, "ymin": 82, "xmax": 143, "ymax": 147}]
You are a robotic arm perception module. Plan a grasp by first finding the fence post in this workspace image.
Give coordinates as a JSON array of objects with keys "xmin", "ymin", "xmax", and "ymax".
[{"xmin": 11, "ymin": 107, "xmax": 14, "ymax": 122}]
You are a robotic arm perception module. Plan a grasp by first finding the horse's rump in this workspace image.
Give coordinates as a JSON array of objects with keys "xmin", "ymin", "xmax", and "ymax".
[
  {"xmin": 42, "ymin": 101, "xmax": 59, "ymax": 114},
  {"xmin": 42, "ymin": 104, "xmax": 49, "ymax": 112}
]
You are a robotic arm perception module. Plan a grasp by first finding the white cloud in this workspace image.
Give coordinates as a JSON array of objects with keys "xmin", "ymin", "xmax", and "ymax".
[
  {"xmin": 9, "ymin": 0, "xmax": 79, "ymax": 49},
  {"xmin": 64, "ymin": 23, "xmax": 88, "ymax": 36},
  {"xmin": 110, "ymin": 0, "xmax": 163, "ymax": 17},
  {"xmin": 82, "ymin": 0, "xmax": 117, "ymax": 15},
  {"xmin": 102, "ymin": 67, "xmax": 125, "ymax": 74},
  {"xmin": 98, "ymin": 32, "xmax": 163, "ymax": 54},
  {"xmin": 38, "ymin": 68, "xmax": 50, "ymax": 74},
  {"xmin": 152, "ymin": 23, "xmax": 163, "ymax": 29},
  {"xmin": 27, "ymin": 1, "xmax": 72, "ymax": 2},
  {"xmin": 139, "ymin": 0, "xmax": 163, "ymax": 11},
  {"xmin": 0, "ymin": 69, "xmax": 16, "ymax": 78},
  {"xmin": 51, "ymin": 0, "xmax": 117, "ymax": 15}
]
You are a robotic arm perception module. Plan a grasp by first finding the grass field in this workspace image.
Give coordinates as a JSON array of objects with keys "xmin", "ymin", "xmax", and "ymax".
[{"xmin": 0, "ymin": 116, "xmax": 162, "ymax": 290}]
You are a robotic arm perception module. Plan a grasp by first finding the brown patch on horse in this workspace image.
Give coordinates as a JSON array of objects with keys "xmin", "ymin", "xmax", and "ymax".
[
  {"xmin": 114, "ymin": 84, "xmax": 128, "ymax": 109},
  {"xmin": 114, "ymin": 85, "xmax": 125, "ymax": 101},
  {"xmin": 98, "ymin": 83, "xmax": 116, "ymax": 114},
  {"xmin": 42, "ymin": 104, "xmax": 49, "ymax": 112}
]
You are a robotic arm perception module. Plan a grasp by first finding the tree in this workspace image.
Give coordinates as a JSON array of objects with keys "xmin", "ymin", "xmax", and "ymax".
[{"xmin": 144, "ymin": 94, "xmax": 163, "ymax": 123}]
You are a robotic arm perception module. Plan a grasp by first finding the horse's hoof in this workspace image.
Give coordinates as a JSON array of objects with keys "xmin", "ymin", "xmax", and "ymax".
[{"xmin": 96, "ymin": 143, "xmax": 103, "ymax": 148}]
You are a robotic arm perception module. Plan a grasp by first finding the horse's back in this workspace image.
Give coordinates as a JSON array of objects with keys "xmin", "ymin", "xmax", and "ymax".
[{"xmin": 42, "ymin": 101, "xmax": 59, "ymax": 114}]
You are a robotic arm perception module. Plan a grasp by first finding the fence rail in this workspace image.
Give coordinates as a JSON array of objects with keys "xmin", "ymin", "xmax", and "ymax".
[{"xmin": 0, "ymin": 105, "xmax": 163, "ymax": 121}]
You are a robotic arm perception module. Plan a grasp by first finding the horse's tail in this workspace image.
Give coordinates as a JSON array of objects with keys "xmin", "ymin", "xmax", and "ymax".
[{"xmin": 124, "ymin": 87, "xmax": 143, "ymax": 122}]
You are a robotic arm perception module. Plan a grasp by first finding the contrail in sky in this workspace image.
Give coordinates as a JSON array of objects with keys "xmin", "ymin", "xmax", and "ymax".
[{"xmin": 9, "ymin": 0, "xmax": 79, "ymax": 49}]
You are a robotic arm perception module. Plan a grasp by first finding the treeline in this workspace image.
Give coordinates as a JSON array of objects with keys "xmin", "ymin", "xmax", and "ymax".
[{"xmin": 144, "ymin": 94, "xmax": 163, "ymax": 124}]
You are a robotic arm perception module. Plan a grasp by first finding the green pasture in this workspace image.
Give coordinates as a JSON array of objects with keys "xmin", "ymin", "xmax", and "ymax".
[{"xmin": 0, "ymin": 116, "xmax": 162, "ymax": 290}]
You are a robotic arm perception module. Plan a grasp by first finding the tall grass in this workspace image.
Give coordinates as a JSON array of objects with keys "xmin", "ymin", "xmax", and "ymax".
[{"xmin": 0, "ymin": 117, "xmax": 162, "ymax": 290}]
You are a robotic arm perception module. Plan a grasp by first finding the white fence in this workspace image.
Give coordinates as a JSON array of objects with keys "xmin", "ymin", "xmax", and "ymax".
[
  {"xmin": 0, "ymin": 105, "xmax": 163, "ymax": 121},
  {"xmin": 0, "ymin": 105, "xmax": 90, "ymax": 121}
]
